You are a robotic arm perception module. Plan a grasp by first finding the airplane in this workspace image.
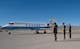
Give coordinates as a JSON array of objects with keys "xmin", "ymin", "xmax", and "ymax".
[{"xmin": 1, "ymin": 18, "xmax": 61, "ymax": 34}]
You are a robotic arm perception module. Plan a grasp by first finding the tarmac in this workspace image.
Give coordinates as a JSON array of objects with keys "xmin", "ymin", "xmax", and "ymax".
[{"xmin": 0, "ymin": 30, "xmax": 80, "ymax": 49}]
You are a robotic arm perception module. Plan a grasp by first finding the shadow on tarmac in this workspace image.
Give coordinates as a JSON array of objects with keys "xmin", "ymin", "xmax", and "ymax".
[
  {"xmin": 15, "ymin": 32, "xmax": 80, "ymax": 36},
  {"xmin": 15, "ymin": 32, "xmax": 53, "ymax": 35},
  {"xmin": 58, "ymin": 38, "xmax": 80, "ymax": 42}
]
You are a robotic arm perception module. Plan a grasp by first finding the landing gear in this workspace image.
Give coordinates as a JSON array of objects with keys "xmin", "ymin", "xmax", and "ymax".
[
  {"xmin": 36, "ymin": 30, "xmax": 39, "ymax": 34},
  {"xmin": 8, "ymin": 32, "xmax": 11, "ymax": 35},
  {"xmin": 44, "ymin": 30, "xmax": 46, "ymax": 34},
  {"xmin": 36, "ymin": 30, "xmax": 46, "ymax": 34}
]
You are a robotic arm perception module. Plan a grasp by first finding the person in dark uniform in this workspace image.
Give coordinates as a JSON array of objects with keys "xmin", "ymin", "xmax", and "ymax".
[
  {"xmin": 69, "ymin": 24, "xmax": 71, "ymax": 39},
  {"xmin": 62, "ymin": 22, "xmax": 66, "ymax": 39},
  {"xmin": 53, "ymin": 22, "xmax": 58, "ymax": 41}
]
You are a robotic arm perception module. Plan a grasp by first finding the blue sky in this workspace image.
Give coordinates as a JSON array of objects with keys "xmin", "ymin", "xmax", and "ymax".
[{"xmin": 0, "ymin": 0, "xmax": 80, "ymax": 26}]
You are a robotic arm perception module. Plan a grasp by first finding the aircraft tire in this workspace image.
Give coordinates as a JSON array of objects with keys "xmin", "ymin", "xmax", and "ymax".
[
  {"xmin": 44, "ymin": 30, "xmax": 46, "ymax": 34},
  {"xmin": 36, "ymin": 30, "xmax": 39, "ymax": 34}
]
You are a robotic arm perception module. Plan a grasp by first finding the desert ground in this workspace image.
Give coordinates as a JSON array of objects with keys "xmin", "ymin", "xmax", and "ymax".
[{"xmin": 0, "ymin": 29, "xmax": 80, "ymax": 49}]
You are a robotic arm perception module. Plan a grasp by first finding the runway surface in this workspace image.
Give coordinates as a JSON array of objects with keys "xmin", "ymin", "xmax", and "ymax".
[{"xmin": 0, "ymin": 30, "xmax": 80, "ymax": 49}]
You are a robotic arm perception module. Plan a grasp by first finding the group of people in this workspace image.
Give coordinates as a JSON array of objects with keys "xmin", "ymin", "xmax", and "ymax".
[{"xmin": 53, "ymin": 22, "xmax": 71, "ymax": 41}]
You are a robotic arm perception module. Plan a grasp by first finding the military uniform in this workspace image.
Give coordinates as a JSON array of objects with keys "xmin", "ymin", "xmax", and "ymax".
[
  {"xmin": 62, "ymin": 23, "xmax": 66, "ymax": 39},
  {"xmin": 69, "ymin": 24, "xmax": 71, "ymax": 39},
  {"xmin": 53, "ymin": 23, "xmax": 58, "ymax": 41}
]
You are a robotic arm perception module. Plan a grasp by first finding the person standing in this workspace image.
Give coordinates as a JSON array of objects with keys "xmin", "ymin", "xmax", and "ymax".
[
  {"xmin": 53, "ymin": 22, "xmax": 58, "ymax": 41},
  {"xmin": 69, "ymin": 24, "xmax": 71, "ymax": 39},
  {"xmin": 62, "ymin": 22, "xmax": 66, "ymax": 39}
]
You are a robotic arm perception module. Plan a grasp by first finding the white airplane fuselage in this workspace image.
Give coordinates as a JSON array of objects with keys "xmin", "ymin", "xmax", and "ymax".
[{"xmin": 2, "ymin": 22, "xmax": 50, "ymax": 30}]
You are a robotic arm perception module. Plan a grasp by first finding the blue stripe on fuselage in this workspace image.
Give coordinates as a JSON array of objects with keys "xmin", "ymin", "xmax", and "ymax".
[{"xmin": 2, "ymin": 26, "xmax": 50, "ymax": 30}]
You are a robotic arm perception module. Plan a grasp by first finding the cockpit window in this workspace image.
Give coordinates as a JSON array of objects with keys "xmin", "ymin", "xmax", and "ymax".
[{"xmin": 9, "ymin": 23, "xmax": 14, "ymax": 25}]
